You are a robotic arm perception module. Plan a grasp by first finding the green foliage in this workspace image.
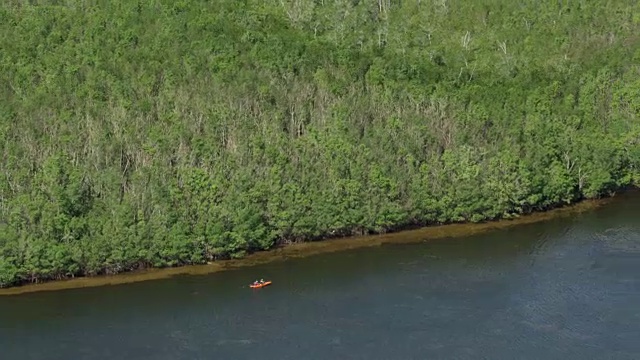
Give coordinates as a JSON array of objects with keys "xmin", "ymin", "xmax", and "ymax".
[{"xmin": 1, "ymin": 0, "xmax": 639, "ymax": 287}]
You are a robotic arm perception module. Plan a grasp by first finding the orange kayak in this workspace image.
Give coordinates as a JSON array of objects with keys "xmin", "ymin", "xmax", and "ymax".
[{"xmin": 249, "ymin": 281, "xmax": 272, "ymax": 289}]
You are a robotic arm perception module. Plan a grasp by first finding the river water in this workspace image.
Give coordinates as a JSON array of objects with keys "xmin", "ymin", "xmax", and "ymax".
[{"xmin": 1, "ymin": 192, "xmax": 639, "ymax": 359}]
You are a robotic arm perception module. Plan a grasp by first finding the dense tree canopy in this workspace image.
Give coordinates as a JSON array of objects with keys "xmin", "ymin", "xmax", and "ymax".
[{"xmin": 1, "ymin": 0, "xmax": 639, "ymax": 287}]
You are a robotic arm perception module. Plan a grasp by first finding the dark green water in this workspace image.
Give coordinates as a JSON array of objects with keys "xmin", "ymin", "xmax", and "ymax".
[{"xmin": 1, "ymin": 193, "xmax": 640, "ymax": 360}]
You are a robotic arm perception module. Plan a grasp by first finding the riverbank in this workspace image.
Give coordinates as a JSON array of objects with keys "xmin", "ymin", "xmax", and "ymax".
[
  {"xmin": 3, "ymin": 0, "xmax": 639, "ymax": 295},
  {"xmin": 0, "ymin": 193, "xmax": 623, "ymax": 296}
]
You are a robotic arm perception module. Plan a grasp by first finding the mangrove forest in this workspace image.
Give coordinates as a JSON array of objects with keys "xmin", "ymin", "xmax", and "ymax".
[{"xmin": 1, "ymin": 0, "xmax": 639, "ymax": 287}]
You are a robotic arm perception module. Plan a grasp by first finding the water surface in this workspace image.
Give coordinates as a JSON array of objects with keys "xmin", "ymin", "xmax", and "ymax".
[{"xmin": 1, "ymin": 193, "xmax": 639, "ymax": 359}]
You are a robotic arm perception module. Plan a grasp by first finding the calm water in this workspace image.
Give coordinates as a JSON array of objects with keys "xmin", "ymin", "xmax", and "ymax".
[{"xmin": 1, "ymin": 193, "xmax": 640, "ymax": 359}]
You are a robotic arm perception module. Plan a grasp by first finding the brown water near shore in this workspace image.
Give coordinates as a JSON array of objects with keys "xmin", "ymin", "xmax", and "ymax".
[{"xmin": 0, "ymin": 196, "xmax": 614, "ymax": 296}]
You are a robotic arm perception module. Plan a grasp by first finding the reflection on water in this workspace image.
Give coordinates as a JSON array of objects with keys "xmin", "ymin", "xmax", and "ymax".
[{"xmin": 1, "ymin": 192, "xmax": 639, "ymax": 360}]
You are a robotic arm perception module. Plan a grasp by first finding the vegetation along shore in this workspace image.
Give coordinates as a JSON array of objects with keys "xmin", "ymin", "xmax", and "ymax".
[
  {"xmin": 0, "ymin": 196, "xmax": 617, "ymax": 296},
  {"xmin": 1, "ymin": 1, "xmax": 639, "ymax": 290}
]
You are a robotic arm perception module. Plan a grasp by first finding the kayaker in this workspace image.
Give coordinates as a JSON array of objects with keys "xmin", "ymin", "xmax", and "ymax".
[{"xmin": 260, "ymin": 279, "xmax": 264, "ymax": 283}]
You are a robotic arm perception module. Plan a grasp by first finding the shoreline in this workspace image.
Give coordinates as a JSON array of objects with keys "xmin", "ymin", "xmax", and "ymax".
[{"xmin": 0, "ymin": 195, "xmax": 619, "ymax": 296}]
